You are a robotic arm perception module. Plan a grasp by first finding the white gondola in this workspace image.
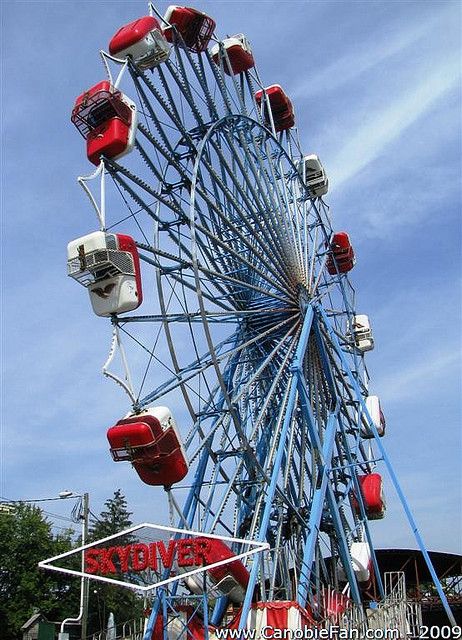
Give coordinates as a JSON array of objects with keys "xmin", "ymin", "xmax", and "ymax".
[
  {"xmin": 338, "ymin": 542, "xmax": 372, "ymax": 585},
  {"xmin": 351, "ymin": 314, "xmax": 374, "ymax": 352},
  {"xmin": 67, "ymin": 231, "xmax": 142, "ymax": 317},
  {"xmin": 362, "ymin": 395, "xmax": 386, "ymax": 438},
  {"xmin": 299, "ymin": 154, "xmax": 329, "ymax": 197}
]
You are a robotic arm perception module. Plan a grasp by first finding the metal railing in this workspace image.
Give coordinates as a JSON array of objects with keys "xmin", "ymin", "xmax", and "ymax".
[{"xmin": 88, "ymin": 617, "xmax": 146, "ymax": 640}]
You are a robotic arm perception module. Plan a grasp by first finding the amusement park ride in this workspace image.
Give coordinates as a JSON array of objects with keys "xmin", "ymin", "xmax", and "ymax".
[{"xmin": 45, "ymin": 3, "xmax": 458, "ymax": 638}]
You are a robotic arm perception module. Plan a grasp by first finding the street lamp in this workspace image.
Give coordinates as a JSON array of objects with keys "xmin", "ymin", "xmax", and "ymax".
[{"xmin": 58, "ymin": 491, "xmax": 90, "ymax": 640}]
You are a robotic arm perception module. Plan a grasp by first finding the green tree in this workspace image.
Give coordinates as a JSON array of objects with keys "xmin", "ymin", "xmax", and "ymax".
[
  {"xmin": 87, "ymin": 490, "xmax": 143, "ymax": 634},
  {"xmin": 0, "ymin": 503, "xmax": 80, "ymax": 639},
  {"xmin": 89, "ymin": 489, "xmax": 133, "ymax": 540}
]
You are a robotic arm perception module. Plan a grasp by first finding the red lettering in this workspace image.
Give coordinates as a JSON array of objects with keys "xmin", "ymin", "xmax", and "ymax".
[
  {"xmin": 194, "ymin": 539, "xmax": 211, "ymax": 566},
  {"xmin": 149, "ymin": 542, "xmax": 158, "ymax": 571},
  {"xmin": 84, "ymin": 548, "xmax": 101, "ymax": 574},
  {"xmin": 177, "ymin": 539, "xmax": 195, "ymax": 567},
  {"xmin": 115, "ymin": 545, "xmax": 132, "ymax": 573},
  {"xmin": 84, "ymin": 538, "xmax": 212, "ymax": 575},
  {"xmin": 157, "ymin": 540, "xmax": 177, "ymax": 569},
  {"xmin": 132, "ymin": 543, "xmax": 149, "ymax": 571},
  {"xmin": 100, "ymin": 547, "xmax": 117, "ymax": 574}
]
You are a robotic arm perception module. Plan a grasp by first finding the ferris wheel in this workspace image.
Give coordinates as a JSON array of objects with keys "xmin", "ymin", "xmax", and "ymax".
[{"xmin": 66, "ymin": 4, "xmax": 456, "ymax": 637}]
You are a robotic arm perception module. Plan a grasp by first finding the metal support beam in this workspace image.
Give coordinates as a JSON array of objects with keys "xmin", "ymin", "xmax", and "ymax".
[
  {"xmin": 296, "ymin": 407, "xmax": 339, "ymax": 606},
  {"xmin": 317, "ymin": 304, "xmax": 457, "ymax": 626},
  {"xmin": 238, "ymin": 306, "xmax": 314, "ymax": 629}
]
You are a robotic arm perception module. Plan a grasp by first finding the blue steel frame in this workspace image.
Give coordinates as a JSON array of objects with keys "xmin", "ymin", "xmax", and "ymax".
[
  {"xmin": 316, "ymin": 304, "xmax": 457, "ymax": 627},
  {"xmin": 69, "ymin": 12, "xmax": 456, "ymax": 636},
  {"xmin": 143, "ymin": 300, "xmax": 456, "ymax": 637}
]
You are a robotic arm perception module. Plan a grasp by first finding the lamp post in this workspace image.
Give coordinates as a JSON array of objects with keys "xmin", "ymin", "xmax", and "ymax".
[{"xmin": 58, "ymin": 491, "xmax": 89, "ymax": 640}]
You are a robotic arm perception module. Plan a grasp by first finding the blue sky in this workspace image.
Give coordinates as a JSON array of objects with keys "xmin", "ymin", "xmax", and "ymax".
[{"xmin": 1, "ymin": 0, "xmax": 461, "ymax": 553}]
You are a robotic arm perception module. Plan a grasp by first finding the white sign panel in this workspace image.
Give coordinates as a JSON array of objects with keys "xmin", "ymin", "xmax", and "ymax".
[{"xmin": 39, "ymin": 522, "xmax": 268, "ymax": 592}]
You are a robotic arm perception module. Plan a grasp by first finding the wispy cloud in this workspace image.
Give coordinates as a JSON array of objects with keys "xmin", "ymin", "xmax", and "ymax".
[
  {"xmin": 376, "ymin": 348, "xmax": 460, "ymax": 403},
  {"xmin": 292, "ymin": 13, "xmax": 438, "ymax": 100},
  {"xmin": 328, "ymin": 59, "xmax": 460, "ymax": 189}
]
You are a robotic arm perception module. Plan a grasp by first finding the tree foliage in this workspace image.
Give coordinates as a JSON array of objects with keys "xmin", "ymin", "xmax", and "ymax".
[
  {"xmin": 89, "ymin": 488, "xmax": 133, "ymax": 541},
  {"xmin": 0, "ymin": 491, "xmax": 144, "ymax": 638},
  {"xmin": 87, "ymin": 490, "xmax": 144, "ymax": 634},
  {"xmin": 0, "ymin": 502, "xmax": 79, "ymax": 639}
]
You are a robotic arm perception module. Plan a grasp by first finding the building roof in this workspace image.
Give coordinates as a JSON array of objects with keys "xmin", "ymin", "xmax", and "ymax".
[
  {"xmin": 21, "ymin": 612, "xmax": 48, "ymax": 631},
  {"xmin": 375, "ymin": 549, "xmax": 462, "ymax": 585}
]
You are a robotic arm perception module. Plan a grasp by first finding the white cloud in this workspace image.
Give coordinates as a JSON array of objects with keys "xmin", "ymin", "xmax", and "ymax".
[
  {"xmin": 328, "ymin": 59, "xmax": 460, "ymax": 189},
  {"xmin": 377, "ymin": 348, "xmax": 460, "ymax": 403},
  {"xmin": 292, "ymin": 13, "xmax": 437, "ymax": 100}
]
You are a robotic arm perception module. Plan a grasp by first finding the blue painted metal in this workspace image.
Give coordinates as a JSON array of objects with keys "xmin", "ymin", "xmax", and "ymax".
[
  {"xmin": 296, "ymin": 367, "xmax": 363, "ymax": 606},
  {"xmin": 316, "ymin": 303, "xmax": 457, "ymax": 626},
  {"xmin": 238, "ymin": 306, "xmax": 314, "ymax": 629},
  {"xmin": 296, "ymin": 407, "xmax": 339, "ymax": 606},
  {"xmin": 312, "ymin": 316, "xmax": 385, "ymax": 599},
  {"xmin": 84, "ymin": 40, "xmax": 453, "ymax": 636}
]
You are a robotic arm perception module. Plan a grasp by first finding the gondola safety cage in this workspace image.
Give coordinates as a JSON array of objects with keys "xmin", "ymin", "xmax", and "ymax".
[
  {"xmin": 67, "ymin": 231, "xmax": 143, "ymax": 317},
  {"xmin": 163, "ymin": 6, "xmax": 215, "ymax": 52},
  {"xmin": 71, "ymin": 81, "xmax": 137, "ymax": 165}
]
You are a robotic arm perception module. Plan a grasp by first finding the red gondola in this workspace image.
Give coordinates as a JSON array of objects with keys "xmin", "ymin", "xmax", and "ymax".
[
  {"xmin": 183, "ymin": 538, "xmax": 250, "ymax": 604},
  {"xmin": 255, "ymin": 85, "xmax": 295, "ymax": 132},
  {"xmin": 327, "ymin": 232, "xmax": 355, "ymax": 275},
  {"xmin": 163, "ymin": 6, "xmax": 215, "ymax": 52},
  {"xmin": 109, "ymin": 16, "xmax": 169, "ymax": 69},
  {"xmin": 312, "ymin": 590, "xmax": 350, "ymax": 619},
  {"xmin": 71, "ymin": 81, "xmax": 137, "ymax": 165},
  {"xmin": 352, "ymin": 473, "xmax": 386, "ymax": 520},
  {"xmin": 211, "ymin": 35, "xmax": 255, "ymax": 75},
  {"xmin": 107, "ymin": 407, "xmax": 188, "ymax": 487}
]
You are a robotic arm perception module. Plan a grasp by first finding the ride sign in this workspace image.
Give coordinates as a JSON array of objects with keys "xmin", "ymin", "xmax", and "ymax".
[
  {"xmin": 39, "ymin": 523, "xmax": 268, "ymax": 592},
  {"xmin": 84, "ymin": 537, "xmax": 216, "ymax": 574}
]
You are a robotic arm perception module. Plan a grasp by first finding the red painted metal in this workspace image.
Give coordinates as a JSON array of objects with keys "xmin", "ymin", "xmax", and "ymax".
[
  {"xmin": 352, "ymin": 473, "xmax": 386, "ymax": 520},
  {"xmin": 327, "ymin": 231, "xmax": 355, "ymax": 275},
  {"xmin": 163, "ymin": 6, "xmax": 215, "ymax": 52},
  {"xmin": 255, "ymin": 85, "xmax": 295, "ymax": 132},
  {"xmin": 107, "ymin": 411, "xmax": 188, "ymax": 486},
  {"xmin": 196, "ymin": 537, "xmax": 250, "ymax": 588},
  {"xmin": 86, "ymin": 119, "xmax": 131, "ymax": 166},
  {"xmin": 212, "ymin": 38, "xmax": 255, "ymax": 75},
  {"xmin": 71, "ymin": 81, "xmax": 134, "ymax": 165},
  {"xmin": 109, "ymin": 16, "xmax": 161, "ymax": 54},
  {"xmin": 114, "ymin": 234, "xmax": 143, "ymax": 306}
]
